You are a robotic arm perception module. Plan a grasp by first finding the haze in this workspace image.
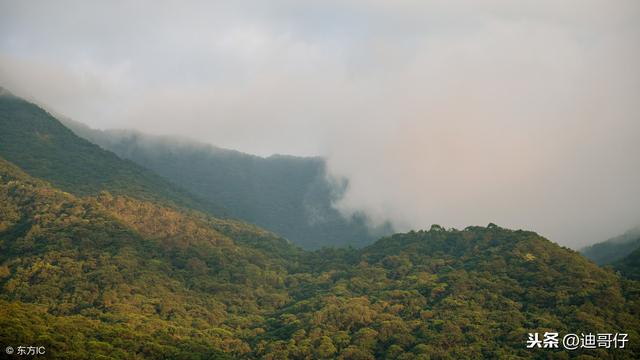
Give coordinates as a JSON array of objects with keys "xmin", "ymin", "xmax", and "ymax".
[{"xmin": 1, "ymin": 0, "xmax": 639, "ymax": 248}]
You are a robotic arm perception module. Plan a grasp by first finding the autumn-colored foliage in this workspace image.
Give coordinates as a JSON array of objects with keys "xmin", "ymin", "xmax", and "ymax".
[{"xmin": 1, "ymin": 157, "xmax": 639, "ymax": 359}]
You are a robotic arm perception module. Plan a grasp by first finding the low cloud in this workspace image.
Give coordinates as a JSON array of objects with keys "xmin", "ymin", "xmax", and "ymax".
[{"xmin": 1, "ymin": 0, "xmax": 639, "ymax": 247}]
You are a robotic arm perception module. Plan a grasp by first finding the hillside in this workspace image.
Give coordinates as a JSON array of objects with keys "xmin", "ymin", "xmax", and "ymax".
[
  {"xmin": 580, "ymin": 227, "xmax": 640, "ymax": 265},
  {"xmin": 0, "ymin": 156, "xmax": 301, "ymax": 359},
  {"xmin": 265, "ymin": 225, "xmax": 640, "ymax": 359},
  {"xmin": 1, "ymin": 157, "xmax": 639, "ymax": 359},
  {"xmin": 0, "ymin": 89, "xmax": 225, "ymax": 217},
  {"xmin": 614, "ymin": 247, "xmax": 640, "ymax": 281},
  {"xmin": 60, "ymin": 119, "xmax": 392, "ymax": 249}
]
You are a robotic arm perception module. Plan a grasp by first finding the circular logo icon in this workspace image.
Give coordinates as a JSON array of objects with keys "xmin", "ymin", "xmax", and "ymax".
[{"xmin": 5, "ymin": 346, "xmax": 14, "ymax": 354}]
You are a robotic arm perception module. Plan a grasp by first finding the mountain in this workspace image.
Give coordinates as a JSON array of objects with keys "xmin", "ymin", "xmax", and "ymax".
[
  {"xmin": 0, "ymin": 156, "xmax": 301, "ymax": 359},
  {"xmin": 1, "ymin": 157, "xmax": 639, "ymax": 359},
  {"xmin": 614, "ymin": 247, "xmax": 640, "ymax": 281},
  {"xmin": 0, "ymin": 88, "xmax": 225, "ymax": 217},
  {"xmin": 580, "ymin": 227, "xmax": 640, "ymax": 265},
  {"xmin": 2, "ymin": 88, "xmax": 639, "ymax": 358},
  {"xmin": 60, "ymin": 118, "xmax": 392, "ymax": 249}
]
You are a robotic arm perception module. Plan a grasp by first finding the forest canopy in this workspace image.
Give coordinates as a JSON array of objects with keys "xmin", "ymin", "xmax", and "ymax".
[{"xmin": 0, "ymin": 156, "xmax": 638, "ymax": 359}]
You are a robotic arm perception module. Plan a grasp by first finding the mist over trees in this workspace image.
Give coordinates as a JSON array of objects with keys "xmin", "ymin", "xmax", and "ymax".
[
  {"xmin": 581, "ymin": 227, "xmax": 640, "ymax": 265},
  {"xmin": 1, "ymin": 156, "xmax": 639, "ymax": 358},
  {"xmin": 1, "ymin": 90, "xmax": 640, "ymax": 358},
  {"xmin": 1, "ymin": 1, "xmax": 640, "ymax": 358},
  {"xmin": 61, "ymin": 118, "xmax": 392, "ymax": 249}
]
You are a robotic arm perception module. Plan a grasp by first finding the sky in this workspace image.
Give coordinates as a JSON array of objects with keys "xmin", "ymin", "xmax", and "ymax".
[{"xmin": 1, "ymin": 0, "xmax": 639, "ymax": 248}]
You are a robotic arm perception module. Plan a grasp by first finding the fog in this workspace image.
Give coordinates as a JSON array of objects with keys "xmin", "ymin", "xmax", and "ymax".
[{"xmin": 1, "ymin": 0, "xmax": 639, "ymax": 248}]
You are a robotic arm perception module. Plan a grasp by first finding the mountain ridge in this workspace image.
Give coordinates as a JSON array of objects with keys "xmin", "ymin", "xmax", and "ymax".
[
  {"xmin": 0, "ymin": 90, "xmax": 227, "ymax": 218},
  {"xmin": 59, "ymin": 116, "xmax": 393, "ymax": 249},
  {"xmin": 1, "ymin": 155, "xmax": 639, "ymax": 358},
  {"xmin": 581, "ymin": 227, "xmax": 640, "ymax": 265},
  {"xmin": 2, "ymin": 88, "xmax": 640, "ymax": 359}
]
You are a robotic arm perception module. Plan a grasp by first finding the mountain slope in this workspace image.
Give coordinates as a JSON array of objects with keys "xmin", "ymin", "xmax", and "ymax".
[
  {"xmin": 60, "ymin": 119, "xmax": 392, "ymax": 249},
  {"xmin": 580, "ymin": 227, "xmax": 640, "ymax": 265},
  {"xmin": 0, "ymin": 156, "xmax": 300, "ymax": 359},
  {"xmin": 0, "ymin": 89, "xmax": 225, "ymax": 217},
  {"xmin": 614, "ymin": 247, "xmax": 640, "ymax": 281},
  {"xmin": 263, "ymin": 225, "xmax": 640, "ymax": 359},
  {"xmin": 1, "ymin": 158, "xmax": 639, "ymax": 359}
]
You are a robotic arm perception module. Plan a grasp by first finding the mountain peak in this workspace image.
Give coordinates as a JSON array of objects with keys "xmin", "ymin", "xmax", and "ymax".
[{"xmin": 0, "ymin": 86, "xmax": 15, "ymax": 97}]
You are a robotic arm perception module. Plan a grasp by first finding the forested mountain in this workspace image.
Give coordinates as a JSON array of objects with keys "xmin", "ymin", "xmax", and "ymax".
[
  {"xmin": 614, "ymin": 247, "xmax": 640, "ymax": 281},
  {"xmin": 0, "ymin": 88, "xmax": 225, "ymax": 217},
  {"xmin": 0, "ymin": 156, "xmax": 299, "ymax": 359},
  {"xmin": 1, "ymin": 156, "xmax": 639, "ymax": 359},
  {"xmin": 60, "ymin": 118, "xmax": 392, "ymax": 249},
  {"xmin": 1, "ymin": 88, "xmax": 639, "ymax": 359},
  {"xmin": 580, "ymin": 227, "xmax": 640, "ymax": 265}
]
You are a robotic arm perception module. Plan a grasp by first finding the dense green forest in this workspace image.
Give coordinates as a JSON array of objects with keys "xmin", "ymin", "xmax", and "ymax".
[
  {"xmin": 60, "ymin": 118, "xmax": 392, "ymax": 249},
  {"xmin": 580, "ymin": 227, "xmax": 640, "ymax": 281},
  {"xmin": 1, "ymin": 157, "xmax": 639, "ymax": 359},
  {"xmin": 580, "ymin": 228, "xmax": 640, "ymax": 266},
  {"xmin": 0, "ymin": 89, "xmax": 225, "ymax": 217},
  {"xmin": 613, "ymin": 247, "xmax": 640, "ymax": 281},
  {"xmin": 1, "ymin": 89, "xmax": 640, "ymax": 359}
]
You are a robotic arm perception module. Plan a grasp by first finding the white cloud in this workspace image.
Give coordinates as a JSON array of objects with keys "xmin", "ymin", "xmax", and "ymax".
[{"xmin": 1, "ymin": 0, "xmax": 639, "ymax": 247}]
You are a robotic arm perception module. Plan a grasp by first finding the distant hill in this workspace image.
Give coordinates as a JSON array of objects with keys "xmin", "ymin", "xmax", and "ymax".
[
  {"xmin": 614, "ymin": 246, "xmax": 640, "ymax": 280},
  {"xmin": 1, "ymin": 157, "xmax": 639, "ymax": 358},
  {"xmin": 60, "ymin": 118, "xmax": 392, "ymax": 249},
  {"xmin": 580, "ymin": 227, "xmax": 640, "ymax": 265},
  {"xmin": 2, "ymin": 87, "xmax": 640, "ymax": 358},
  {"xmin": 0, "ymin": 88, "xmax": 225, "ymax": 217}
]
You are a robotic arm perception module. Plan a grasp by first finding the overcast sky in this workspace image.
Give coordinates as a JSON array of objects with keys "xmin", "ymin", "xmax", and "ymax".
[{"xmin": 1, "ymin": 0, "xmax": 639, "ymax": 248}]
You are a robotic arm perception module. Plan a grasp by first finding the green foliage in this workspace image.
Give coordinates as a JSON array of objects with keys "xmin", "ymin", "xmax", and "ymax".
[
  {"xmin": 614, "ymin": 247, "xmax": 640, "ymax": 280},
  {"xmin": 0, "ymin": 157, "xmax": 294, "ymax": 358},
  {"xmin": 0, "ymin": 91, "xmax": 225, "ymax": 217},
  {"xmin": 580, "ymin": 228, "xmax": 640, "ymax": 265},
  {"xmin": 1, "ymin": 158, "xmax": 639, "ymax": 359},
  {"xmin": 0, "ymin": 300, "xmax": 233, "ymax": 360},
  {"xmin": 258, "ymin": 227, "xmax": 640, "ymax": 359},
  {"xmin": 60, "ymin": 119, "xmax": 393, "ymax": 249}
]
